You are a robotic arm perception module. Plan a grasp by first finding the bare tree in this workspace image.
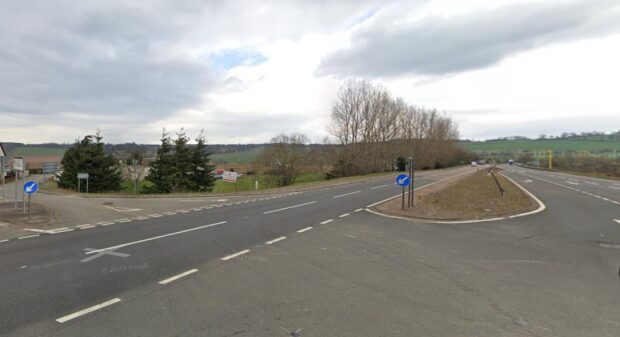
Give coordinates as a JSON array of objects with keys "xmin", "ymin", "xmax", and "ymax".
[
  {"xmin": 258, "ymin": 133, "xmax": 309, "ymax": 186},
  {"xmin": 328, "ymin": 79, "xmax": 464, "ymax": 176}
]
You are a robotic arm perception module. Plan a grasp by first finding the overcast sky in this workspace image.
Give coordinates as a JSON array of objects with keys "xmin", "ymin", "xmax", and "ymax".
[{"xmin": 1, "ymin": 0, "xmax": 619, "ymax": 144}]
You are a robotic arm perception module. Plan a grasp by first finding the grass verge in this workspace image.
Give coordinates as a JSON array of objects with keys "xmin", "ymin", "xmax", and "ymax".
[{"xmin": 376, "ymin": 169, "xmax": 536, "ymax": 221}]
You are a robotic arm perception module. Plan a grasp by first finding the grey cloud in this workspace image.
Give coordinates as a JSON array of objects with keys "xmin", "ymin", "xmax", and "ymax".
[
  {"xmin": 0, "ymin": 1, "xmax": 212, "ymax": 120},
  {"xmin": 316, "ymin": 0, "xmax": 620, "ymax": 77}
]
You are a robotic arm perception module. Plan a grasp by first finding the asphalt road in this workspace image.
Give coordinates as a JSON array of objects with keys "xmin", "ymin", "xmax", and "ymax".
[
  {"xmin": 2, "ymin": 165, "xmax": 619, "ymax": 337},
  {"xmin": 0, "ymin": 166, "xmax": 470, "ymax": 336}
]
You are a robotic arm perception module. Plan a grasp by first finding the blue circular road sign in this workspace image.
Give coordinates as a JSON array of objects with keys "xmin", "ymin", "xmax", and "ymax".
[
  {"xmin": 24, "ymin": 181, "xmax": 38, "ymax": 195},
  {"xmin": 395, "ymin": 174, "xmax": 411, "ymax": 187}
]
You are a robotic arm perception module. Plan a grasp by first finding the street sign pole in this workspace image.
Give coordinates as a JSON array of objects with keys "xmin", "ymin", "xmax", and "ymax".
[
  {"xmin": 78, "ymin": 179, "xmax": 81, "ymax": 193},
  {"xmin": 407, "ymin": 157, "xmax": 412, "ymax": 207},
  {"xmin": 411, "ymin": 158, "xmax": 415, "ymax": 206},
  {"xmin": 28, "ymin": 194, "xmax": 31, "ymax": 219},
  {"xmin": 396, "ymin": 173, "xmax": 411, "ymax": 211},
  {"xmin": 22, "ymin": 173, "xmax": 26, "ymax": 213},
  {"xmin": 14, "ymin": 171, "xmax": 18, "ymax": 208},
  {"xmin": 86, "ymin": 178, "xmax": 89, "ymax": 194}
]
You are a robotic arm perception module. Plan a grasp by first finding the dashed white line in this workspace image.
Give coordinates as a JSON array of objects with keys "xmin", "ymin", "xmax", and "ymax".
[
  {"xmin": 339, "ymin": 213, "xmax": 350, "ymax": 218},
  {"xmin": 263, "ymin": 201, "xmax": 317, "ymax": 214},
  {"xmin": 18, "ymin": 234, "xmax": 40, "ymax": 240},
  {"xmin": 56, "ymin": 298, "xmax": 121, "ymax": 323},
  {"xmin": 354, "ymin": 208, "xmax": 363, "ymax": 212},
  {"xmin": 158, "ymin": 269, "xmax": 198, "ymax": 285},
  {"xmin": 584, "ymin": 181, "xmax": 599, "ymax": 186},
  {"xmin": 614, "ymin": 219, "xmax": 620, "ymax": 224},
  {"xmin": 221, "ymin": 249, "xmax": 250, "ymax": 261},
  {"xmin": 565, "ymin": 181, "xmax": 579, "ymax": 185},
  {"xmin": 0, "ymin": 239, "xmax": 9, "ymax": 243},
  {"xmin": 266, "ymin": 236, "xmax": 287, "ymax": 245},
  {"xmin": 333, "ymin": 191, "xmax": 362, "ymax": 198},
  {"xmin": 320, "ymin": 219, "xmax": 334, "ymax": 225},
  {"xmin": 370, "ymin": 184, "xmax": 388, "ymax": 189},
  {"xmin": 149, "ymin": 214, "xmax": 162, "ymax": 218},
  {"xmin": 297, "ymin": 227, "xmax": 313, "ymax": 233},
  {"xmin": 50, "ymin": 228, "xmax": 75, "ymax": 234},
  {"xmin": 609, "ymin": 186, "xmax": 620, "ymax": 190},
  {"xmin": 78, "ymin": 225, "xmax": 96, "ymax": 229},
  {"xmin": 77, "ymin": 224, "xmax": 93, "ymax": 228}
]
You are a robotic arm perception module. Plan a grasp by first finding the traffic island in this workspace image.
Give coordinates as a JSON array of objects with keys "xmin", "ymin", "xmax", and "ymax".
[
  {"xmin": 0, "ymin": 202, "xmax": 55, "ymax": 228},
  {"xmin": 374, "ymin": 169, "xmax": 538, "ymax": 222}
]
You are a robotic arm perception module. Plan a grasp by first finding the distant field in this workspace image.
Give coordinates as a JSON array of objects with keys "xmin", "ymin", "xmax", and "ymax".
[
  {"xmin": 210, "ymin": 148, "xmax": 263, "ymax": 164},
  {"xmin": 461, "ymin": 140, "xmax": 620, "ymax": 153},
  {"xmin": 8, "ymin": 147, "xmax": 67, "ymax": 156}
]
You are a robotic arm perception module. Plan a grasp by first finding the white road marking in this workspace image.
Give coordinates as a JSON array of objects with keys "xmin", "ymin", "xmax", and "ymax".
[
  {"xmin": 614, "ymin": 219, "xmax": 620, "ymax": 224},
  {"xmin": 263, "ymin": 201, "xmax": 317, "ymax": 214},
  {"xmin": 217, "ymin": 199, "xmax": 228, "ymax": 202},
  {"xmin": 104, "ymin": 206, "xmax": 142, "ymax": 212},
  {"xmin": 370, "ymin": 184, "xmax": 388, "ymax": 189},
  {"xmin": 77, "ymin": 224, "xmax": 93, "ymax": 228},
  {"xmin": 339, "ymin": 213, "xmax": 350, "ymax": 218},
  {"xmin": 18, "ymin": 234, "xmax": 40, "ymax": 240},
  {"xmin": 266, "ymin": 236, "xmax": 287, "ymax": 245},
  {"xmin": 566, "ymin": 181, "xmax": 579, "ymax": 185},
  {"xmin": 149, "ymin": 214, "xmax": 162, "ymax": 218},
  {"xmin": 135, "ymin": 216, "xmax": 149, "ymax": 220},
  {"xmin": 366, "ymin": 169, "xmax": 473, "ymax": 208},
  {"xmin": 116, "ymin": 219, "xmax": 132, "ymax": 223},
  {"xmin": 50, "ymin": 228, "xmax": 74, "ymax": 234},
  {"xmin": 599, "ymin": 243, "xmax": 620, "ymax": 250},
  {"xmin": 609, "ymin": 186, "xmax": 620, "ymax": 190},
  {"xmin": 584, "ymin": 181, "xmax": 599, "ymax": 186},
  {"xmin": 343, "ymin": 234, "xmax": 357, "ymax": 238},
  {"xmin": 0, "ymin": 239, "xmax": 9, "ymax": 243},
  {"xmin": 354, "ymin": 208, "xmax": 363, "ymax": 212},
  {"xmin": 162, "ymin": 211, "xmax": 177, "ymax": 215},
  {"xmin": 78, "ymin": 225, "xmax": 96, "ymax": 229},
  {"xmin": 84, "ymin": 221, "xmax": 227, "ymax": 255},
  {"xmin": 221, "ymin": 249, "xmax": 250, "ymax": 261},
  {"xmin": 158, "ymin": 269, "xmax": 198, "ymax": 285},
  {"xmin": 320, "ymin": 219, "xmax": 334, "ymax": 225},
  {"xmin": 333, "ymin": 191, "xmax": 362, "ymax": 198},
  {"xmin": 297, "ymin": 227, "xmax": 313, "ymax": 233},
  {"xmin": 56, "ymin": 298, "xmax": 121, "ymax": 323}
]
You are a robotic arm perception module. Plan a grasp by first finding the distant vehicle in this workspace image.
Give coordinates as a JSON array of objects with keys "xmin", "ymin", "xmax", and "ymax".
[
  {"xmin": 471, "ymin": 161, "xmax": 478, "ymax": 167},
  {"xmin": 508, "ymin": 159, "xmax": 514, "ymax": 165}
]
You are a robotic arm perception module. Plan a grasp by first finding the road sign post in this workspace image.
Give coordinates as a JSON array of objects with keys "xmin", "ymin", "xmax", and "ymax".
[
  {"xmin": 13, "ymin": 157, "xmax": 24, "ymax": 209},
  {"xmin": 23, "ymin": 181, "xmax": 38, "ymax": 220},
  {"xmin": 77, "ymin": 173, "xmax": 89, "ymax": 193},
  {"xmin": 396, "ymin": 174, "xmax": 411, "ymax": 211},
  {"xmin": 0, "ymin": 157, "xmax": 5, "ymax": 202}
]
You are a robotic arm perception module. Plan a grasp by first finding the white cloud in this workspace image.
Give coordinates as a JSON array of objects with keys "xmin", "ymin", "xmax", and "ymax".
[{"xmin": 1, "ymin": 0, "xmax": 618, "ymax": 144}]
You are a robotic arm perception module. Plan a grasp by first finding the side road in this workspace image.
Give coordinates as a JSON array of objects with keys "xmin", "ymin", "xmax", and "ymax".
[{"xmin": 0, "ymin": 167, "xmax": 467, "ymax": 240}]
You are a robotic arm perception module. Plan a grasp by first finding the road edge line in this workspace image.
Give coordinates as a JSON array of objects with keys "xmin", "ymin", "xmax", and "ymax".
[{"xmin": 500, "ymin": 172, "xmax": 546, "ymax": 219}]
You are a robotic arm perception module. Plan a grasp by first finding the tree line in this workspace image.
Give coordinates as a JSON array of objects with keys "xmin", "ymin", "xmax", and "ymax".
[
  {"xmin": 58, "ymin": 129, "xmax": 216, "ymax": 193},
  {"xmin": 328, "ymin": 79, "xmax": 465, "ymax": 176}
]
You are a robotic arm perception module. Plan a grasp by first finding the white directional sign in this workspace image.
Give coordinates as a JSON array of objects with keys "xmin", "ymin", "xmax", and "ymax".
[
  {"xmin": 77, "ymin": 173, "xmax": 89, "ymax": 179},
  {"xmin": 222, "ymin": 171, "xmax": 238, "ymax": 182},
  {"xmin": 13, "ymin": 158, "xmax": 24, "ymax": 171}
]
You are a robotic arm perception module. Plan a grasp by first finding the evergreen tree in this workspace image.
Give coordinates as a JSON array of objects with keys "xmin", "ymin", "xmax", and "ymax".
[
  {"xmin": 171, "ymin": 129, "xmax": 193, "ymax": 192},
  {"xmin": 58, "ymin": 131, "xmax": 122, "ymax": 192},
  {"xmin": 191, "ymin": 131, "xmax": 216, "ymax": 192},
  {"xmin": 145, "ymin": 129, "xmax": 174, "ymax": 193}
]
